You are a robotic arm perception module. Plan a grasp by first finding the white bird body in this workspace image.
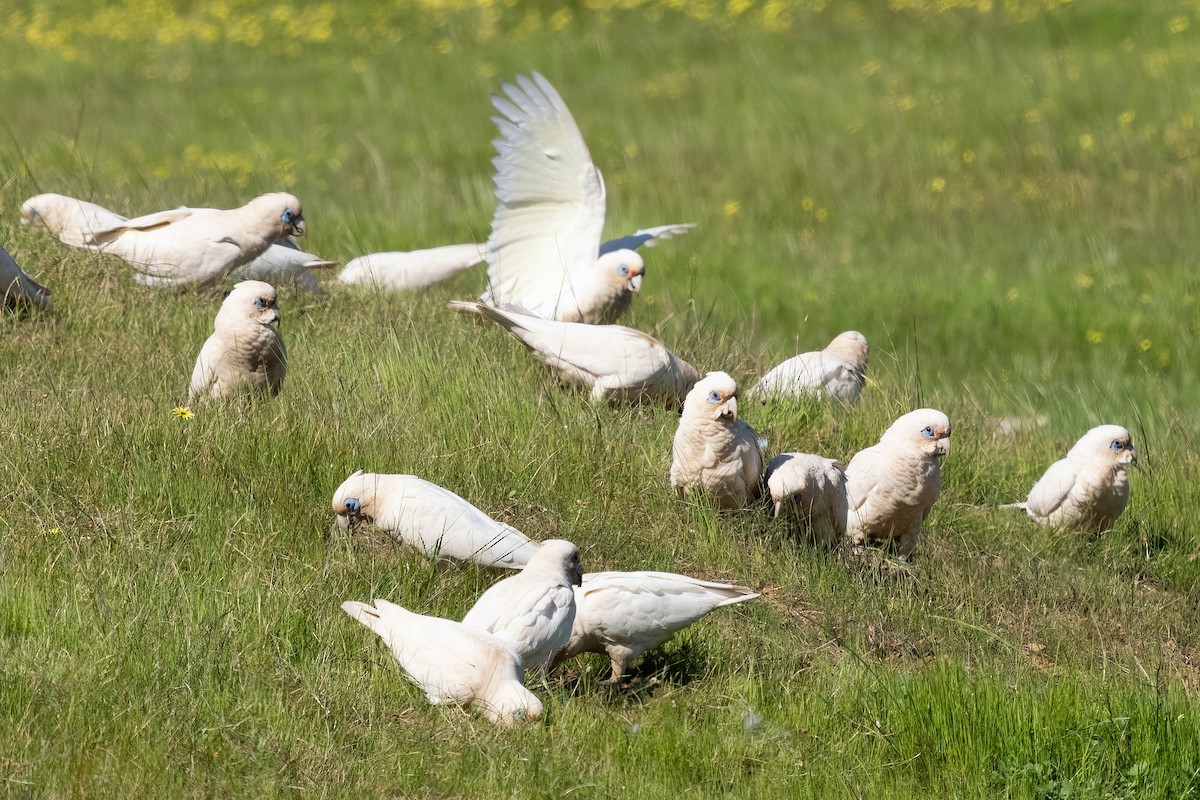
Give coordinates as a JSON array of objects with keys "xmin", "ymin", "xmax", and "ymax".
[
  {"xmin": 338, "ymin": 244, "xmax": 487, "ymax": 291},
  {"xmin": 1005, "ymin": 424, "xmax": 1135, "ymax": 531},
  {"xmin": 749, "ymin": 331, "xmax": 869, "ymax": 404},
  {"xmin": 482, "ymin": 72, "xmax": 693, "ymax": 323},
  {"xmin": 558, "ymin": 571, "xmax": 759, "ymax": 681},
  {"xmin": 765, "ymin": 453, "xmax": 848, "ymax": 547},
  {"xmin": 670, "ymin": 371, "xmax": 763, "ymax": 508},
  {"xmin": 188, "ymin": 280, "xmax": 286, "ymax": 401},
  {"xmin": 0, "ymin": 244, "xmax": 52, "ymax": 309},
  {"xmin": 341, "ymin": 598, "xmax": 542, "ymax": 725},
  {"xmin": 844, "ymin": 409, "xmax": 951, "ymax": 558},
  {"xmin": 23, "ymin": 193, "xmax": 332, "ymax": 291},
  {"xmin": 331, "ymin": 471, "xmax": 541, "ymax": 569},
  {"xmin": 450, "ymin": 301, "xmax": 698, "ymax": 406},
  {"xmin": 462, "ymin": 540, "xmax": 582, "ymax": 672}
]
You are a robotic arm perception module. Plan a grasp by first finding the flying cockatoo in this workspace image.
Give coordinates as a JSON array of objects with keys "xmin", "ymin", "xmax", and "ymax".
[
  {"xmin": 449, "ymin": 300, "xmax": 699, "ymax": 407},
  {"xmin": 843, "ymin": 408, "xmax": 951, "ymax": 559},
  {"xmin": 764, "ymin": 453, "xmax": 848, "ymax": 547},
  {"xmin": 748, "ymin": 331, "xmax": 869, "ymax": 404},
  {"xmin": 188, "ymin": 280, "xmax": 286, "ymax": 401},
  {"xmin": 554, "ymin": 571, "xmax": 760, "ymax": 682},
  {"xmin": 462, "ymin": 539, "xmax": 582, "ymax": 673},
  {"xmin": 481, "ymin": 72, "xmax": 694, "ymax": 323},
  {"xmin": 331, "ymin": 471, "xmax": 542, "ymax": 568},
  {"xmin": 0, "ymin": 243, "xmax": 52, "ymax": 309},
  {"xmin": 1002, "ymin": 424, "xmax": 1136, "ymax": 531},
  {"xmin": 670, "ymin": 371, "xmax": 764, "ymax": 509},
  {"xmin": 337, "ymin": 244, "xmax": 487, "ymax": 291},
  {"xmin": 22, "ymin": 193, "xmax": 333, "ymax": 291},
  {"xmin": 341, "ymin": 598, "xmax": 543, "ymax": 725}
]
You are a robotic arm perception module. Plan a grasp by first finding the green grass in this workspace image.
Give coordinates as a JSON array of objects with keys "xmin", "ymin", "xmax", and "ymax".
[{"xmin": 2, "ymin": 0, "xmax": 1200, "ymax": 796}]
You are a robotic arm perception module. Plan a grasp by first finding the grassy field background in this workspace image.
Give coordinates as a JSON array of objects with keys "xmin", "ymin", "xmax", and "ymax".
[{"xmin": 2, "ymin": 0, "xmax": 1200, "ymax": 796}]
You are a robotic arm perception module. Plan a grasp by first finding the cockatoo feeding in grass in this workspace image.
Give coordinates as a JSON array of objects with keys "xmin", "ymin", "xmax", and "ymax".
[
  {"xmin": 764, "ymin": 453, "xmax": 848, "ymax": 547},
  {"xmin": 481, "ymin": 72, "xmax": 694, "ymax": 323},
  {"xmin": 1002, "ymin": 424, "xmax": 1135, "ymax": 532},
  {"xmin": 844, "ymin": 408, "xmax": 951, "ymax": 559},
  {"xmin": 341, "ymin": 598, "xmax": 543, "ymax": 725},
  {"xmin": 463, "ymin": 539, "xmax": 582, "ymax": 673},
  {"xmin": 670, "ymin": 371, "xmax": 764, "ymax": 509},
  {"xmin": 449, "ymin": 300, "xmax": 699, "ymax": 407},
  {"xmin": 748, "ymin": 331, "xmax": 869, "ymax": 404},
  {"xmin": 188, "ymin": 280, "xmax": 286, "ymax": 401},
  {"xmin": 331, "ymin": 470, "xmax": 542, "ymax": 568}
]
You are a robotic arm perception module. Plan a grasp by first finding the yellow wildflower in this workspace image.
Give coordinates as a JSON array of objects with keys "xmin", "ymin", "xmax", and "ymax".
[
  {"xmin": 1079, "ymin": 133, "xmax": 1095, "ymax": 151},
  {"xmin": 1007, "ymin": 287, "xmax": 1019, "ymax": 301},
  {"xmin": 1074, "ymin": 274, "xmax": 1094, "ymax": 289},
  {"xmin": 1139, "ymin": 339, "xmax": 1152, "ymax": 352},
  {"xmin": 173, "ymin": 406, "xmax": 194, "ymax": 420},
  {"xmin": 1086, "ymin": 330, "xmax": 1103, "ymax": 344},
  {"xmin": 1118, "ymin": 110, "xmax": 1135, "ymax": 127},
  {"xmin": 930, "ymin": 177, "xmax": 946, "ymax": 193},
  {"xmin": 962, "ymin": 149, "xmax": 975, "ymax": 164},
  {"xmin": 724, "ymin": 200, "xmax": 740, "ymax": 218},
  {"xmin": 1168, "ymin": 16, "xmax": 1189, "ymax": 34}
]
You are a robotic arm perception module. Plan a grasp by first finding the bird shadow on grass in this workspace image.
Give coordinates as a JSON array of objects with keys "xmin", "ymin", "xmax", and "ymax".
[{"xmin": 555, "ymin": 640, "xmax": 714, "ymax": 705}]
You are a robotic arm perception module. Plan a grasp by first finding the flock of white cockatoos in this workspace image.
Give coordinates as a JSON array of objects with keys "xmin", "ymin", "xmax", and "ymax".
[{"xmin": 3, "ymin": 72, "xmax": 1138, "ymax": 725}]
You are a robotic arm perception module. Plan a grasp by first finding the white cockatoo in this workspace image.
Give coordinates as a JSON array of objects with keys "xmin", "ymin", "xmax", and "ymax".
[
  {"xmin": 843, "ymin": 409, "xmax": 951, "ymax": 558},
  {"xmin": 331, "ymin": 471, "xmax": 542, "ymax": 568},
  {"xmin": 670, "ymin": 371, "xmax": 764, "ymax": 509},
  {"xmin": 0, "ymin": 243, "xmax": 52, "ymax": 309},
  {"xmin": 341, "ymin": 598, "xmax": 543, "ymax": 725},
  {"xmin": 555, "ymin": 571, "xmax": 759, "ymax": 682},
  {"xmin": 764, "ymin": 453, "xmax": 848, "ymax": 547},
  {"xmin": 188, "ymin": 280, "xmax": 286, "ymax": 402},
  {"xmin": 462, "ymin": 539, "xmax": 582, "ymax": 672},
  {"xmin": 482, "ymin": 72, "xmax": 694, "ymax": 323},
  {"xmin": 449, "ymin": 301, "xmax": 699, "ymax": 407},
  {"xmin": 748, "ymin": 331, "xmax": 869, "ymax": 404},
  {"xmin": 22, "ymin": 193, "xmax": 334, "ymax": 292},
  {"xmin": 1003, "ymin": 424, "xmax": 1136, "ymax": 531},
  {"xmin": 337, "ymin": 244, "xmax": 487, "ymax": 291}
]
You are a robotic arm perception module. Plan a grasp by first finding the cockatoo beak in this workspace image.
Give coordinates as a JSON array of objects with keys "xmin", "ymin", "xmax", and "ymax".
[
  {"xmin": 264, "ymin": 308, "xmax": 280, "ymax": 327},
  {"xmin": 628, "ymin": 273, "xmax": 643, "ymax": 292},
  {"xmin": 720, "ymin": 395, "xmax": 738, "ymax": 420},
  {"xmin": 335, "ymin": 513, "xmax": 351, "ymax": 530},
  {"xmin": 1120, "ymin": 448, "xmax": 1137, "ymax": 466},
  {"xmin": 934, "ymin": 436, "xmax": 951, "ymax": 457},
  {"xmin": 290, "ymin": 216, "xmax": 306, "ymax": 237},
  {"xmin": 568, "ymin": 565, "xmax": 583, "ymax": 587}
]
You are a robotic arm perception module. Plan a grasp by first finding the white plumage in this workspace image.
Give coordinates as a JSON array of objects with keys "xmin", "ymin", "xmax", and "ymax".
[
  {"xmin": 337, "ymin": 244, "xmax": 487, "ymax": 291},
  {"xmin": 188, "ymin": 280, "xmax": 286, "ymax": 402},
  {"xmin": 556, "ymin": 571, "xmax": 759, "ymax": 682},
  {"xmin": 1003, "ymin": 424, "xmax": 1136, "ymax": 531},
  {"xmin": 749, "ymin": 331, "xmax": 869, "ymax": 404},
  {"xmin": 341, "ymin": 598, "xmax": 542, "ymax": 725},
  {"xmin": 331, "ymin": 471, "xmax": 541, "ymax": 569},
  {"xmin": 482, "ymin": 72, "xmax": 693, "ymax": 323},
  {"xmin": 449, "ymin": 301, "xmax": 698, "ymax": 406},
  {"xmin": 764, "ymin": 453, "xmax": 848, "ymax": 547},
  {"xmin": 0, "ymin": 243, "xmax": 52, "ymax": 309},
  {"xmin": 670, "ymin": 371, "xmax": 764, "ymax": 508},
  {"xmin": 844, "ymin": 408, "xmax": 951, "ymax": 558},
  {"xmin": 462, "ymin": 539, "xmax": 582, "ymax": 672}
]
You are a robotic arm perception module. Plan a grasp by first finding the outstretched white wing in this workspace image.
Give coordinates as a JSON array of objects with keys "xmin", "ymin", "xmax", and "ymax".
[
  {"xmin": 484, "ymin": 72, "xmax": 607, "ymax": 318},
  {"xmin": 599, "ymin": 223, "xmax": 696, "ymax": 256}
]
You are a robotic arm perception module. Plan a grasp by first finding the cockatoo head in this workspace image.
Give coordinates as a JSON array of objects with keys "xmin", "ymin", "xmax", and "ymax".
[
  {"xmin": 881, "ymin": 408, "xmax": 952, "ymax": 458},
  {"xmin": 248, "ymin": 192, "xmax": 306, "ymax": 238},
  {"xmin": 479, "ymin": 673, "xmax": 545, "ymax": 725},
  {"xmin": 19, "ymin": 194, "xmax": 65, "ymax": 232},
  {"xmin": 332, "ymin": 470, "xmax": 375, "ymax": 528},
  {"xmin": 684, "ymin": 371, "xmax": 740, "ymax": 422},
  {"xmin": 826, "ymin": 330, "xmax": 869, "ymax": 372},
  {"xmin": 597, "ymin": 249, "xmax": 645, "ymax": 294},
  {"xmin": 215, "ymin": 281, "xmax": 280, "ymax": 332},
  {"xmin": 1068, "ymin": 424, "xmax": 1136, "ymax": 468},
  {"xmin": 529, "ymin": 539, "xmax": 583, "ymax": 586}
]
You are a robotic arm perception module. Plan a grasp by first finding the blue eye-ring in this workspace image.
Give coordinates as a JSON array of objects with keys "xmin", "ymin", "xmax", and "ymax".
[
  {"xmin": 281, "ymin": 208, "xmax": 294, "ymax": 223},
  {"xmin": 1109, "ymin": 440, "xmax": 1123, "ymax": 451},
  {"xmin": 707, "ymin": 390, "xmax": 722, "ymax": 404},
  {"xmin": 921, "ymin": 426, "xmax": 935, "ymax": 438}
]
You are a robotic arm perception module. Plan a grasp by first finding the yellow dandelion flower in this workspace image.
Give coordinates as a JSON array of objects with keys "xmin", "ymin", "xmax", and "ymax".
[
  {"xmin": 1079, "ymin": 133, "xmax": 1095, "ymax": 151},
  {"xmin": 801, "ymin": 197, "xmax": 814, "ymax": 211},
  {"xmin": 1139, "ymin": 339, "xmax": 1152, "ymax": 351},
  {"xmin": 1007, "ymin": 287, "xmax": 1019, "ymax": 301},
  {"xmin": 724, "ymin": 200, "xmax": 740, "ymax": 218},
  {"xmin": 861, "ymin": 60, "xmax": 880, "ymax": 77},
  {"xmin": 1168, "ymin": 15, "xmax": 1189, "ymax": 34},
  {"xmin": 1159, "ymin": 349, "xmax": 1171, "ymax": 367},
  {"xmin": 549, "ymin": 9, "xmax": 571, "ymax": 30},
  {"xmin": 930, "ymin": 177, "xmax": 946, "ymax": 193},
  {"xmin": 1086, "ymin": 330, "xmax": 1103, "ymax": 344},
  {"xmin": 1118, "ymin": 110, "xmax": 1135, "ymax": 127},
  {"xmin": 1074, "ymin": 274, "xmax": 1094, "ymax": 289},
  {"xmin": 815, "ymin": 208, "xmax": 829, "ymax": 222},
  {"xmin": 48, "ymin": 527, "xmax": 60, "ymax": 536},
  {"xmin": 173, "ymin": 406, "xmax": 194, "ymax": 419},
  {"xmin": 898, "ymin": 95, "xmax": 917, "ymax": 111},
  {"xmin": 962, "ymin": 149, "xmax": 975, "ymax": 164}
]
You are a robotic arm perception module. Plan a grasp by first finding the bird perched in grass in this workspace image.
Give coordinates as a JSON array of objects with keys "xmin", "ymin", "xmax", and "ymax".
[
  {"xmin": 844, "ymin": 408, "xmax": 951, "ymax": 559},
  {"xmin": 482, "ymin": 72, "xmax": 694, "ymax": 323},
  {"xmin": 341, "ymin": 598, "xmax": 543, "ymax": 725},
  {"xmin": 188, "ymin": 280, "xmax": 286, "ymax": 402},
  {"xmin": 0, "ymin": 243, "xmax": 52, "ymax": 309},
  {"xmin": 670, "ymin": 371, "xmax": 764, "ymax": 509},
  {"xmin": 554, "ymin": 571, "xmax": 759, "ymax": 683},
  {"xmin": 748, "ymin": 331, "xmax": 869, "ymax": 404},
  {"xmin": 764, "ymin": 453, "xmax": 848, "ymax": 547},
  {"xmin": 331, "ymin": 470, "xmax": 542, "ymax": 569},
  {"xmin": 449, "ymin": 300, "xmax": 699, "ymax": 407},
  {"xmin": 463, "ymin": 540, "xmax": 582, "ymax": 673},
  {"xmin": 338, "ymin": 244, "xmax": 487, "ymax": 291},
  {"xmin": 1002, "ymin": 424, "xmax": 1136, "ymax": 532}
]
